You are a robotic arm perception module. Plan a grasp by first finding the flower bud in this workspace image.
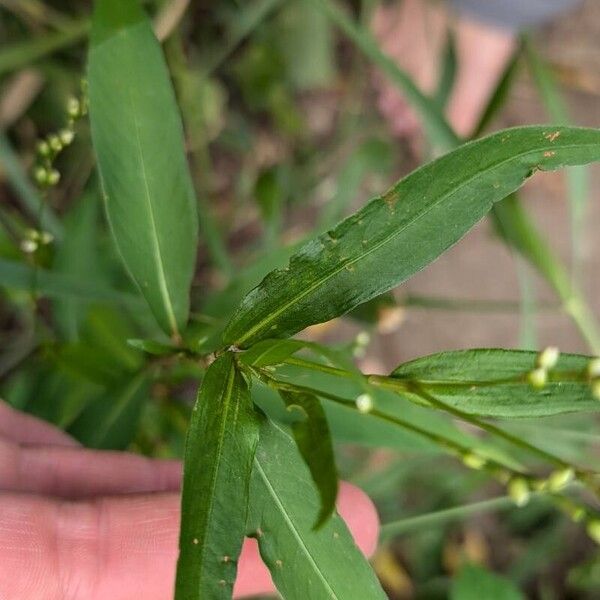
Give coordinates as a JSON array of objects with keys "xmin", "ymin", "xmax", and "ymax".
[
  {"xmin": 527, "ymin": 367, "xmax": 547, "ymax": 389},
  {"xmin": 67, "ymin": 96, "xmax": 81, "ymax": 119},
  {"xmin": 536, "ymin": 346, "xmax": 560, "ymax": 370},
  {"xmin": 462, "ymin": 452, "xmax": 486, "ymax": 470},
  {"xmin": 547, "ymin": 467, "xmax": 574, "ymax": 492},
  {"xmin": 33, "ymin": 166, "xmax": 48, "ymax": 186},
  {"xmin": 59, "ymin": 128, "xmax": 74, "ymax": 145},
  {"xmin": 20, "ymin": 239, "xmax": 38, "ymax": 254},
  {"xmin": 508, "ymin": 477, "xmax": 530, "ymax": 507},
  {"xmin": 47, "ymin": 169, "xmax": 60, "ymax": 186},
  {"xmin": 355, "ymin": 393, "xmax": 373, "ymax": 414},
  {"xmin": 37, "ymin": 140, "xmax": 50, "ymax": 156},
  {"xmin": 586, "ymin": 519, "xmax": 600, "ymax": 545},
  {"xmin": 48, "ymin": 135, "xmax": 62, "ymax": 152},
  {"xmin": 587, "ymin": 358, "xmax": 600, "ymax": 379}
]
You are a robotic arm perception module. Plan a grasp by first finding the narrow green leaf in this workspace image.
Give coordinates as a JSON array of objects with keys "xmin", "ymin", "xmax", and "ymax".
[
  {"xmin": 224, "ymin": 126, "xmax": 600, "ymax": 347},
  {"xmin": 388, "ymin": 349, "xmax": 599, "ymax": 418},
  {"xmin": 239, "ymin": 338, "xmax": 307, "ymax": 367},
  {"xmin": 279, "ymin": 390, "xmax": 338, "ymax": 527},
  {"xmin": 249, "ymin": 419, "xmax": 386, "ymax": 600},
  {"xmin": 176, "ymin": 353, "xmax": 260, "ymax": 600},
  {"xmin": 0, "ymin": 257, "xmax": 144, "ymax": 308},
  {"xmin": 88, "ymin": 0, "xmax": 199, "ymax": 338},
  {"xmin": 0, "ymin": 19, "xmax": 89, "ymax": 76},
  {"xmin": 451, "ymin": 563, "xmax": 525, "ymax": 600},
  {"xmin": 68, "ymin": 372, "xmax": 149, "ymax": 449}
]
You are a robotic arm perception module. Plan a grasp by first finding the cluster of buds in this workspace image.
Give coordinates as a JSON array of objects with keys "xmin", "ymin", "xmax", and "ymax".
[
  {"xmin": 352, "ymin": 331, "xmax": 370, "ymax": 358},
  {"xmin": 32, "ymin": 88, "xmax": 87, "ymax": 192},
  {"xmin": 527, "ymin": 346, "xmax": 560, "ymax": 389},
  {"xmin": 20, "ymin": 228, "xmax": 54, "ymax": 254}
]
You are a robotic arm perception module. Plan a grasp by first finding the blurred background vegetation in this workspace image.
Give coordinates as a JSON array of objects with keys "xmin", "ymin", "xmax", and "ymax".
[{"xmin": 1, "ymin": 0, "xmax": 599, "ymax": 597}]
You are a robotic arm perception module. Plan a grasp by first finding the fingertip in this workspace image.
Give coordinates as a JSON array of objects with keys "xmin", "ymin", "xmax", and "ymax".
[{"xmin": 337, "ymin": 481, "xmax": 380, "ymax": 558}]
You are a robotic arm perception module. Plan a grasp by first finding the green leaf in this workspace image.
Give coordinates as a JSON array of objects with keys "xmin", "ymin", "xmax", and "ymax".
[
  {"xmin": 68, "ymin": 372, "xmax": 149, "ymax": 449},
  {"xmin": 249, "ymin": 419, "xmax": 386, "ymax": 600},
  {"xmin": 279, "ymin": 390, "xmax": 338, "ymax": 528},
  {"xmin": 239, "ymin": 338, "xmax": 306, "ymax": 367},
  {"xmin": 224, "ymin": 126, "xmax": 600, "ymax": 347},
  {"xmin": 175, "ymin": 353, "xmax": 260, "ymax": 600},
  {"xmin": 0, "ymin": 257, "xmax": 144, "ymax": 308},
  {"xmin": 88, "ymin": 0, "xmax": 199, "ymax": 338},
  {"xmin": 388, "ymin": 349, "xmax": 599, "ymax": 418},
  {"xmin": 451, "ymin": 563, "xmax": 525, "ymax": 600}
]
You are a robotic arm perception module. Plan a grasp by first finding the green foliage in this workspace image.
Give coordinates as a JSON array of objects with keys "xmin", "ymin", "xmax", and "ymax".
[
  {"xmin": 451, "ymin": 563, "xmax": 525, "ymax": 600},
  {"xmin": 248, "ymin": 420, "xmax": 387, "ymax": 599},
  {"xmin": 225, "ymin": 126, "xmax": 600, "ymax": 347},
  {"xmin": 88, "ymin": 0, "xmax": 198, "ymax": 337},
  {"xmin": 176, "ymin": 353, "xmax": 260, "ymax": 599},
  {"xmin": 386, "ymin": 349, "xmax": 600, "ymax": 418},
  {"xmin": 4, "ymin": 1, "xmax": 600, "ymax": 598},
  {"xmin": 279, "ymin": 389, "xmax": 338, "ymax": 527}
]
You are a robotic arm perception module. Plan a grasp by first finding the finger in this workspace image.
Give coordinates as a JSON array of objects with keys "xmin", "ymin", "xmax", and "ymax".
[
  {"xmin": 0, "ymin": 400, "xmax": 79, "ymax": 447},
  {"xmin": 0, "ymin": 437, "xmax": 182, "ymax": 497},
  {"xmin": 0, "ymin": 483, "xmax": 379, "ymax": 600}
]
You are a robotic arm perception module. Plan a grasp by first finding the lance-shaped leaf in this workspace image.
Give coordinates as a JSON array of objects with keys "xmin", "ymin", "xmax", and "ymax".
[
  {"xmin": 175, "ymin": 353, "xmax": 260, "ymax": 599},
  {"xmin": 249, "ymin": 419, "xmax": 386, "ymax": 600},
  {"xmin": 224, "ymin": 126, "xmax": 600, "ymax": 347},
  {"xmin": 88, "ymin": 0, "xmax": 199, "ymax": 338},
  {"xmin": 385, "ymin": 349, "xmax": 599, "ymax": 418},
  {"xmin": 279, "ymin": 390, "xmax": 338, "ymax": 527}
]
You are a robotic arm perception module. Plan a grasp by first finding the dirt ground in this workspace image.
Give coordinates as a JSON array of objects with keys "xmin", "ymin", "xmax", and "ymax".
[{"xmin": 368, "ymin": 0, "xmax": 600, "ymax": 369}]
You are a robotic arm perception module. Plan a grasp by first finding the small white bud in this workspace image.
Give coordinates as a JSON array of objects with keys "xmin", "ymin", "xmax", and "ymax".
[
  {"xmin": 508, "ymin": 477, "xmax": 530, "ymax": 507},
  {"xmin": 536, "ymin": 346, "xmax": 560, "ymax": 370},
  {"xmin": 462, "ymin": 452, "xmax": 486, "ymax": 470},
  {"xmin": 33, "ymin": 166, "xmax": 48, "ymax": 185},
  {"xmin": 67, "ymin": 96, "xmax": 81, "ymax": 118},
  {"xmin": 24, "ymin": 228, "xmax": 39, "ymax": 241},
  {"xmin": 37, "ymin": 140, "xmax": 50, "ymax": 156},
  {"xmin": 587, "ymin": 358, "xmax": 600, "ymax": 379},
  {"xmin": 527, "ymin": 367, "xmax": 547, "ymax": 389},
  {"xmin": 59, "ymin": 128, "xmax": 75, "ymax": 145},
  {"xmin": 355, "ymin": 331, "xmax": 370, "ymax": 347},
  {"xmin": 591, "ymin": 379, "xmax": 600, "ymax": 401},
  {"xmin": 20, "ymin": 239, "xmax": 38, "ymax": 253},
  {"xmin": 547, "ymin": 467, "xmax": 574, "ymax": 492},
  {"xmin": 355, "ymin": 393, "xmax": 373, "ymax": 414},
  {"xmin": 48, "ymin": 135, "xmax": 62, "ymax": 152},
  {"xmin": 586, "ymin": 519, "xmax": 600, "ymax": 545},
  {"xmin": 39, "ymin": 231, "xmax": 54, "ymax": 245},
  {"xmin": 47, "ymin": 169, "xmax": 60, "ymax": 186}
]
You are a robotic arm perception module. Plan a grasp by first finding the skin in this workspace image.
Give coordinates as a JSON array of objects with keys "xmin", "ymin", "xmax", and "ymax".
[
  {"xmin": 372, "ymin": 0, "xmax": 517, "ymax": 141},
  {"xmin": 0, "ymin": 401, "xmax": 379, "ymax": 599}
]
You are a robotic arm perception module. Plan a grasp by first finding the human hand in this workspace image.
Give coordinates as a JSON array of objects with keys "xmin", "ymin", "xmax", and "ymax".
[
  {"xmin": 372, "ymin": 0, "xmax": 516, "ymax": 141},
  {"xmin": 0, "ymin": 401, "xmax": 379, "ymax": 599}
]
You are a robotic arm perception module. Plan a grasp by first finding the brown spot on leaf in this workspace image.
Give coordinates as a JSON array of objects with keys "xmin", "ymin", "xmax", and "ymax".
[
  {"xmin": 544, "ymin": 131, "xmax": 561, "ymax": 142},
  {"xmin": 543, "ymin": 151, "xmax": 556, "ymax": 157}
]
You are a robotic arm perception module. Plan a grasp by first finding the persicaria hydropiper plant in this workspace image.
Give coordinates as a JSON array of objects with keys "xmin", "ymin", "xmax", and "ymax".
[{"xmin": 5, "ymin": 0, "xmax": 600, "ymax": 597}]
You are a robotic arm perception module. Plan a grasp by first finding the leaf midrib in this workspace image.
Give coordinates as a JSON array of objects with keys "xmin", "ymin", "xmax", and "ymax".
[
  {"xmin": 254, "ymin": 423, "xmax": 338, "ymax": 599},
  {"xmin": 126, "ymin": 40, "xmax": 179, "ymax": 337},
  {"xmin": 233, "ymin": 140, "xmax": 598, "ymax": 345},
  {"xmin": 193, "ymin": 362, "xmax": 237, "ymax": 583}
]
